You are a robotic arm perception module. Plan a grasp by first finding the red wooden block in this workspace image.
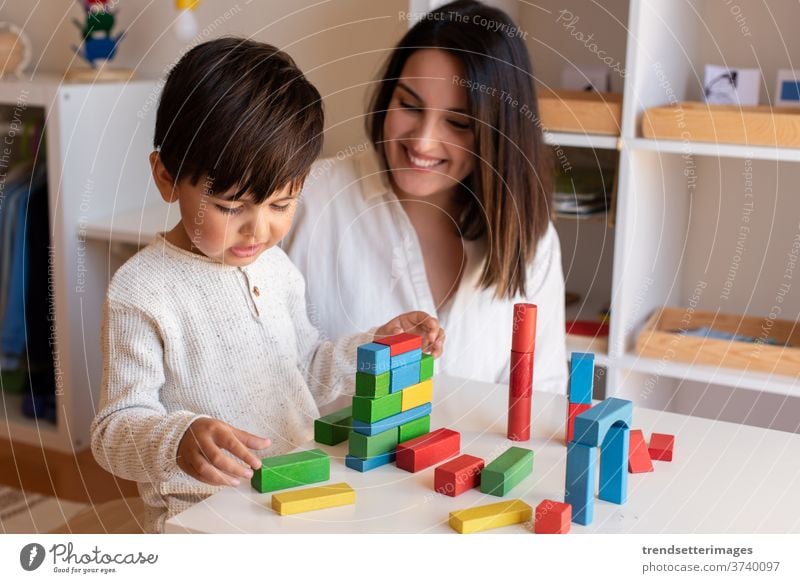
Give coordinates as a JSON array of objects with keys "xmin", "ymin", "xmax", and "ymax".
[
  {"xmin": 434, "ymin": 454, "xmax": 484, "ymax": 497},
  {"xmin": 507, "ymin": 395, "xmax": 532, "ymax": 441},
  {"xmin": 511, "ymin": 303, "xmax": 537, "ymax": 354},
  {"xmin": 396, "ymin": 428, "xmax": 460, "ymax": 473},
  {"xmin": 509, "ymin": 351, "xmax": 534, "ymax": 398},
  {"xmin": 649, "ymin": 433, "xmax": 675, "ymax": 461},
  {"xmin": 375, "ymin": 332, "xmax": 422, "ymax": 356},
  {"xmin": 565, "ymin": 402, "xmax": 591, "ymax": 444},
  {"xmin": 534, "ymin": 499, "xmax": 571, "ymax": 534},
  {"xmin": 628, "ymin": 429, "xmax": 654, "ymax": 473}
]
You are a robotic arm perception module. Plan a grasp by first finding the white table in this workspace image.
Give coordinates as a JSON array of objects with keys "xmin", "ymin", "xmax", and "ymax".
[{"xmin": 166, "ymin": 375, "xmax": 800, "ymax": 533}]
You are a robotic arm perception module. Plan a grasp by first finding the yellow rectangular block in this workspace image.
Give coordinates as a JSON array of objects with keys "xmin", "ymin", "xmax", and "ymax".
[
  {"xmin": 449, "ymin": 499, "xmax": 532, "ymax": 534},
  {"xmin": 271, "ymin": 483, "xmax": 355, "ymax": 516},
  {"xmin": 401, "ymin": 379, "xmax": 433, "ymax": 412}
]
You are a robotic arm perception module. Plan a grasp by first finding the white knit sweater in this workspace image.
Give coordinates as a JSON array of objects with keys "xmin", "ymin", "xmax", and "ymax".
[{"xmin": 91, "ymin": 234, "xmax": 372, "ymax": 533}]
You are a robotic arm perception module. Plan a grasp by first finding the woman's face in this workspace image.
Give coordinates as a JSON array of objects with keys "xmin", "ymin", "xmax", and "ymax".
[{"xmin": 383, "ymin": 49, "xmax": 476, "ymax": 201}]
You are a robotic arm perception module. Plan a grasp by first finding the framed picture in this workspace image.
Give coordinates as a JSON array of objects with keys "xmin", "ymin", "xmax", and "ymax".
[
  {"xmin": 703, "ymin": 65, "xmax": 760, "ymax": 106},
  {"xmin": 775, "ymin": 69, "xmax": 800, "ymax": 107}
]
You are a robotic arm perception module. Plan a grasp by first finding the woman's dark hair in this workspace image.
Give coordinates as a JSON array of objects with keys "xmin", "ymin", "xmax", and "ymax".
[
  {"xmin": 154, "ymin": 37, "xmax": 324, "ymax": 202},
  {"xmin": 367, "ymin": 1, "xmax": 552, "ymax": 299}
]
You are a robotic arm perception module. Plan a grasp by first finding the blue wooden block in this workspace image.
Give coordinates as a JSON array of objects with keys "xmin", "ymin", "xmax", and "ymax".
[
  {"xmin": 345, "ymin": 451, "xmax": 396, "ymax": 472},
  {"xmin": 391, "ymin": 348, "xmax": 422, "ymax": 370},
  {"xmin": 390, "ymin": 361, "xmax": 420, "ymax": 393},
  {"xmin": 358, "ymin": 343, "xmax": 391, "ymax": 375},
  {"xmin": 598, "ymin": 424, "xmax": 629, "ymax": 504},
  {"xmin": 565, "ymin": 441, "xmax": 597, "ymax": 526},
  {"xmin": 573, "ymin": 397, "xmax": 633, "ymax": 447},
  {"xmin": 352, "ymin": 403, "xmax": 432, "ymax": 436},
  {"xmin": 569, "ymin": 352, "xmax": 594, "ymax": 405}
]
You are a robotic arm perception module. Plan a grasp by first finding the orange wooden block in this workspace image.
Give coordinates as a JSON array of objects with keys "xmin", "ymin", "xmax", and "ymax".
[
  {"xmin": 628, "ymin": 429, "xmax": 654, "ymax": 473},
  {"xmin": 396, "ymin": 428, "xmax": 460, "ymax": 472},
  {"xmin": 534, "ymin": 499, "xmax": 571, "ymax": 534},
  {"xmin": 565, "ymin": 402, "xmax": 591, "ymax": 444},
  {"xmin": 649, "ymin": 433, "xmax": 674, "ymax": 461}
]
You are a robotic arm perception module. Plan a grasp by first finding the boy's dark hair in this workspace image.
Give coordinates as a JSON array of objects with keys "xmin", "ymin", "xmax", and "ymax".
[{"xmin": 154, "ymin": 37, "xmax": 324, "ymax": 203}]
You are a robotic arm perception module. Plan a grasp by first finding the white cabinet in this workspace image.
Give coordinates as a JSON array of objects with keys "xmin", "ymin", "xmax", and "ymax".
[{"xmin": 0, "ymin": 76, "xmax": 158, "ymax": 452}]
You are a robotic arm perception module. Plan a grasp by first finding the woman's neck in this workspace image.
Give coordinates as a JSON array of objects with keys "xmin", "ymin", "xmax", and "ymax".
[{"xmin": 391, "ymin": 180, "xmax": 462, "ymax": 230}]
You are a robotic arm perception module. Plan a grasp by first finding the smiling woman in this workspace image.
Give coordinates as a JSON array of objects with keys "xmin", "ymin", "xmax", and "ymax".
[{"xmin": 285, "ymin": 0, "xmax": 567, "ymax": 390}]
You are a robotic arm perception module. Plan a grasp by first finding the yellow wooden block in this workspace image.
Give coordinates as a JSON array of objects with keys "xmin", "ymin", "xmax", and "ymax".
[
  {"xmin": 448, "ymin": 499, "xmax": 532, "ymax": 534},
  {"xmin": 271, "ymin": 483, "xmax": 355, "ymax": 516},
  {"xmin": 401, "ymin": 379, "xmax": 433, "ymax": 412}
]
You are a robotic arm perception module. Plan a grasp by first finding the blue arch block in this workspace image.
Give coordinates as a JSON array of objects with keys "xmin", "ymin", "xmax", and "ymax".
[
  {"xmin": 573, "ymin": 397, "xmax": 632, "ymax": 446},
  {"xmin": 565, "ymin": 441, "xmax": 597, "ymax": 525},
  {"xmin": 598, "ymin": 424, "xmax": 629, "ymax": 504}
]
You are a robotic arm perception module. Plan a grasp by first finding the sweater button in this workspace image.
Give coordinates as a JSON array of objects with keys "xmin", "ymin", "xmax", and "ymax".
[{"xmin": 253, "ymin": 286, "xmax": 260, "ymax": 297}]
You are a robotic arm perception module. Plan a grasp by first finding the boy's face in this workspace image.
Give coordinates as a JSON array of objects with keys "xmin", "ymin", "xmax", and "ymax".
[{"xmin": 150, "ymin": 153, "xmax": 298, "ymax": 266}]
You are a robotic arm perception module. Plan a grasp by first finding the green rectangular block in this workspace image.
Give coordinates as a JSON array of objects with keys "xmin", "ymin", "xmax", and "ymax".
[
  {"xmin": 352, "ymin": 391, "xmax": 402, "ymax": 423},
  {"xmin": 419, "ymin": 353, "xmax": 434, "ymax": 381},
  {"xmin": 314, "ymin": 405, "xmax": 352, "ymax": 445},
  {"xmin": 355, "ymin": 371, "xmax": 390, "ymax": 398},
  {"xmin": 348, "ymin": 429, "xmax": 399, "ymax": 459},
  {"xmin": 480, "ymin": 447, "xmax": 533, "ymax": 497},
  {"xmin": 398, "ymin": 415, "xmax": 431, "ymax": 443},
  {"xmin": 251, "ymin": 449, "xmax": 330, "ymax": 493}
]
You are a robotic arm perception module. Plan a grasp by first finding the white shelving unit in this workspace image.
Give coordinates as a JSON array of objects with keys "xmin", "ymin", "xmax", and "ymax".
[{"xmin": 0, "ymin": 76, "xmax": 158, "ymax": 452}]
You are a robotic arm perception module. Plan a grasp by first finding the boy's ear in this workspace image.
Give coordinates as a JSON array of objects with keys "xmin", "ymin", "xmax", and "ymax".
[{"xmin": 150, "ymin": 151, "xmax": 179, "ymax": 203}]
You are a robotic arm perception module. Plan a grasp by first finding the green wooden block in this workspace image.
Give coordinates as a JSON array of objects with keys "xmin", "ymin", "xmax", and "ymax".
[
  {"xmin": 419, "ymin": 353, "xmax": 434, "ymax": 381},
  {"xmin": 314, "ymin": 406, "xmax": 353, "ymax": 445},
  {"xmin": 355, "ymin": 371, "xmax": 390, "ymax": 398},
  {"xmin": 251, "ymin": 449, "xmax": 330, "ymax": 493},
  {"xmin": 480, "ymin": 447, "xmax": 533, "ymax": 497},
  {"xmin": 398, "ymin": 415, "xmax": 431, "ymax": 443},
  {"xmin": 352, "ymin": 392, "xmax": 402, "ymax": 423},
  {"xmin": 348, "ymin": 428, "xmax": 399, "ymax": 459}
]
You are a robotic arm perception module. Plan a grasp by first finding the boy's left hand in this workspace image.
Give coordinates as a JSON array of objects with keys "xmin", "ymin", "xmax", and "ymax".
[{"xmin": 375, "ymin": 311, "xmax": 444, "ymax": 358}]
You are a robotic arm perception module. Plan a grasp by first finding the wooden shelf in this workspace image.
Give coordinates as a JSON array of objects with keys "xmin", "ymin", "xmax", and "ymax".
[
  {"xmin": 544, "ymin": 131, "xmax": 619, "ymax": 150},
  {"xmin": 628, "ymin": 137, "xmax": 800, "ymax": 163},
  {"xmin": 84, "ymin": 203, "xmax": 174, "ymax": 245},
  {"xmin": 538, "ymin": 88, "xmax": 623, "ymax": 137}
]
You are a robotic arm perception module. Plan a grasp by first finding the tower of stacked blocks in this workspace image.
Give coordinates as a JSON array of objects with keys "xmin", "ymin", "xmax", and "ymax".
[{"xmin": 345, "ymin": 333, "xmax": 437, "ymax": 472}]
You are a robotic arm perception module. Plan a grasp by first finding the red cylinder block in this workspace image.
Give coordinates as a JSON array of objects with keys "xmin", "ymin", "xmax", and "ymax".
[
  {"xmin": 507, "ymin": 395, "xmax": 532, "ymax": 441},
  {"xmin": 511, "ymin": 303, "xmax": 537, "ymax": 354},
  {"xmin": 509, "ymin": 350, "xmax": 534, "ymax": 398}
]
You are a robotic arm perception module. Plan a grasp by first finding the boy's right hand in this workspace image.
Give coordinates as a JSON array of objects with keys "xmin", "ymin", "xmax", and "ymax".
[{"xmin": 177, "ymin": 418, "xmax": 271, "ymax": 487}]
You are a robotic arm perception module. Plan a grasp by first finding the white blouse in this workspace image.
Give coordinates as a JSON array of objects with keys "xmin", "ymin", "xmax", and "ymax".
[{"xmin": 283, "ymin": 149, "xmax": 567, "ymax": 393}]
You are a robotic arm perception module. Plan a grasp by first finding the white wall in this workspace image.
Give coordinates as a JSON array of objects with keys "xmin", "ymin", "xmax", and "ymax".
[{"xmin": 4, "ymin": 0, "xmax": 408, "ymax": 155}]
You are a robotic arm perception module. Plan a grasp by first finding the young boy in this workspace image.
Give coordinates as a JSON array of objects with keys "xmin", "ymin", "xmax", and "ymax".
[{"xmin": 90, "ymin": 38, "xmax": 444, "ymax": 534}]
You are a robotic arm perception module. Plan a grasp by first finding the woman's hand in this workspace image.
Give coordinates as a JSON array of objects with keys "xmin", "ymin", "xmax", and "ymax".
[
  {"xmin": 177, "ymin": 418, "xmax": 271, "ymax": 487},
  {"xmin": 375, "ymin": 310, "xmax": 445, "ymax": 358}
]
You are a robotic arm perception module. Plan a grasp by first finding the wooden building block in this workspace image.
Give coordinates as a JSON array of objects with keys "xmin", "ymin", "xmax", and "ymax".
[
  {"xmin": 511, "ymin": 303, "xmax": 537, "ymax": 354},
  {"xmin": 565, "ymin": 441, "xmax": 596, "ymax": 525},
  {"xmin": 573, "ymin": 398, "xmax": 633, "ymax": 446},
  {"xmin": 566, "ymin": 402, "xmax": 591, "ymax": 444},
  {"xmin": 345, "ymin": 451, "xmax": 395, "ymax": 472},
  {"xmin": 434, "ymin": 454, "xmax": 484, "ymax": 497},
  {"xmin": 395, "ymin": 428, "xmax": 460, "ymax": 473},
  {"xmin": 357, "ymin": 343, "xmax": 391, "ymax": 375},
  {"xmin": 533, "ymin": 500, "xmax": 571, "ymax": 534},
  {"xmin": 251, "ymin": 449, "xmax": 329, "ymax": 494},
  {"xmin": 598, "ymin": 424, "xmax": 629, "ymax": 504},
  {"xmin": 391, "ymin": 348, "xmax": 422, "ymax": 370},
  {"xmin": 568, "ymin": 352, "xmax": 594, "ymax": 405},
  {"xmin": 348, "ymin": 428, "xmax": 399, "ymax": 460},
  {"xmin": 628, "ymin": 429, "xmax": 654, "ymax": 473},
  {"xmin": 649, "ymin": 433, "xmax": 675, "ymax": 461},
  {"xmin": 398, "ymin": 415, "xmax": 430, "ymax": 443},
  {"xmin": 401, "ymin": 379, "xmax": 433, "ymax": 412},
  {"xmin": 509, "ymin": 350, "xmax": 534, "ymax": 398},
  {"xmin": 352, "ymin": 402, "xmax": 432, "ymax": 436},
  {"xmin": 390, "ymin": 361, "xmax": 421, "ymax": 393},
  {"xmin": 271, "ymin": 483, "xmax": 355, "ymax": 516},
  {"xmin": 419, "ymin": 353, "xmax": 434, "ymax": 381},
  {"xmin": 375, "ymin": 332, "xmax": 422, "ymax": 355},
  {"xmin": 352, "ymin": 392, "xmax": 402, "ymax": 424},
  {"xmin": 314, "ymin": 405, "xmax": 352, "ymax": 446},
  {"xmin": 355, "ymin": 371, "xmax": 390, "ymax": 398},
  {"xmin": 449, "ymin": 499, "xmax": 532, "ymax": 534},
  {"xmin": 480, "ymin": 447, "xmax": 533, "ymax": 496}
]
